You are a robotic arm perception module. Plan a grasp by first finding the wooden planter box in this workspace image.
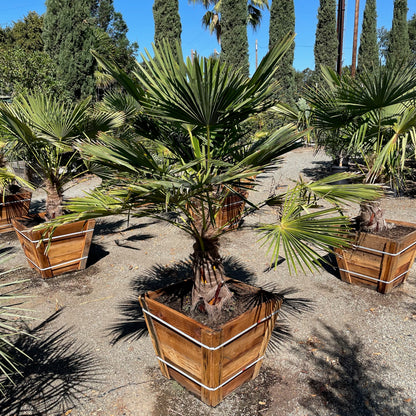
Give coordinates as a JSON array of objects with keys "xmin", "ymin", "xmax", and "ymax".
[
  {"xmin": 0, "ymin": 191, "xmax": 31, "ymax": 234},
  {"xmin": 335, "ymin": 219, "xmax": 416, "ymax": 294},
  {"xmin": 215, "ymin": 192, "xmax": 247, "ymax": 229},
  {"xmin": 139, "ymin": 279, "xmax": 281, "ymax": 407},
  {"xmin": 12, "ymin": 215, "xmax": 95, "ymax": 278}
]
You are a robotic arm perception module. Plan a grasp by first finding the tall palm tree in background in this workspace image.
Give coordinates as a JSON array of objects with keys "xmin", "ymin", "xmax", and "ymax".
[{"xmin": 189, "ymin": 0, "xmax": 269, "ymax": 43}]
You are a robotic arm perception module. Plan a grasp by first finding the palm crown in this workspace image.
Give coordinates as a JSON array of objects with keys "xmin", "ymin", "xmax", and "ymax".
[
  {"xmin": 0, "ymin": 94, "xmax": 122, "ymax": 220},
  {"xmin": 58, "ymin": 35, "xmax": 380, "ymax": 318}
]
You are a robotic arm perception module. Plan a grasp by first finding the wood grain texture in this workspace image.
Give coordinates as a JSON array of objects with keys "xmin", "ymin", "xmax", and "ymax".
[{"xmin": 0, "ymin": 192, "xmax": 31, "ymax": 234}]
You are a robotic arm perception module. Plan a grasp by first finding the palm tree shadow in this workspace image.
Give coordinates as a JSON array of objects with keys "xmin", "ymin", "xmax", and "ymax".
[
  {"xmin": 0, "ymin": 310, "xmax": 102, "ymax": 416},
  {"xmin": 108, "ymin": 256, "xmax": 313, "ymax": 350},
  {"xmin": 319, "ymin": 252, "xmax": 342, "ymax": 280},
  {"xmin": 86, "ymin": 242, "xmax": 110, "ymax": 267},
  {"xmin": 295, "ymin": 324, "xmax": 414, "ymax": 415},
  {"xmin": 301, "ymin": 160, "xmax": 333, "ymax": 181}
]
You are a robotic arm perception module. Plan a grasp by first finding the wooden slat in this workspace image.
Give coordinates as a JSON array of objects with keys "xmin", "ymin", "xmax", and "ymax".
[{"xmin": 201, "ymin": 330, "xmax": 223, "ymax": 405}]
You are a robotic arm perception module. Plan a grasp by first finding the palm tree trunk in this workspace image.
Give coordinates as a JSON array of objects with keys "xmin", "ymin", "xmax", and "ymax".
[
  {"xmin": 356, "ymin": 201, "xmax": 392, "ymax": 232},
  {"xmin": 45, "ymin": 179, "xmax": 63, "ymax": 220},
  {"xmin": 191, "ymin": 237, "xmax": 233, "ymax": 318}
]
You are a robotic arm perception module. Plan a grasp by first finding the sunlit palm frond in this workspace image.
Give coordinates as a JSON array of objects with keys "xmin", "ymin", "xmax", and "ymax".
[
  {"xmin": 297, "ymin": 173, "xmax": 384, "ymax": 206},
  {"xmin": 259, "ymin": 192, "xmax": 352, "ymax": 274}
]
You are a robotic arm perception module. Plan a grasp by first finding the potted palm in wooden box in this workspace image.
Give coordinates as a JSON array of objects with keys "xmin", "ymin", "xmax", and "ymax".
[
  {"xmin": 306, "ymin": 63, "xmax": 416, "ymax": 293},
  {"xmin": 57, "ymin": 38, "xmax": 379, "ymax": 406},
  {"xmin": 0, "ymin": 167, "xmax": 32, "ymax": 234},
  {"xmin": 0, "ymin": 94, "xmax": 119, "ymax": 278}
]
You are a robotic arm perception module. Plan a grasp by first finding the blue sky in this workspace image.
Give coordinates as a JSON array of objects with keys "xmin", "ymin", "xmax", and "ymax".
[{"xmin": 1, "ymin": 0, "xmax": 415, "ymax": 74}]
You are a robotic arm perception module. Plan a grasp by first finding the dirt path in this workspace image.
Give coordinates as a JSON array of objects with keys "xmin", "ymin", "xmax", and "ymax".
[{"xmin": 1, "ymin": 147, "xmax": 415, "ymax": 416}]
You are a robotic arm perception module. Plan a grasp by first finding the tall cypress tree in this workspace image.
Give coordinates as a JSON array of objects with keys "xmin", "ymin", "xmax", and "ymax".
[
  {"xmin": 43, "ymin": 0, "xmax": 97, "ymax": 100},
  {"xmin": 409, "ymin": 14, "xmax": 416, "ymax": 66},
  {"xmin": 357, "ymin": 0, "xmax": 379, "ymax": 73},
  {"xmin": 269, "ymin": 0, "xmax": 295, "ymax": 104},
  {"xmin": 314, "ymin": 0, "xmax": 338, "ymax": 73},
  {"xmin": 388, "ymin": 0, "xmax": 410, "ymax": 64},
  {"xmin": 153, "ymin": 0, "xmax": 182, "ymax": 59},
  {"xmin": 221, "ymin": 0, "xmax": 249, "ymax": 76}
]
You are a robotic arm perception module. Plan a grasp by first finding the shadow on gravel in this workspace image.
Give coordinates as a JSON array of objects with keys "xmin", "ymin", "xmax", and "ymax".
[
  {"xmin": 86, "ymin": 242, "xmax": 110, "ymax": 267},
  {"xmin": 301, "ymin": 160, "xmax": 333, "ymax": 181},
  {"xmin": 147, "ymin": 365, "xmax": 298, "ymax": 416},
  {"xmin": 319, "ymin": 253, "xmax": 342, "ymax": 280},
  {"xmin": 0, "ymin": 310, "xmax": 101, "ymax": 416},
  {"xmin": 0, "ymin": 244, "xmax": 15, "ymax": 258},
  {"xmin": 295, "ymin": 324, "xmax": 414, "ymax": 416}
]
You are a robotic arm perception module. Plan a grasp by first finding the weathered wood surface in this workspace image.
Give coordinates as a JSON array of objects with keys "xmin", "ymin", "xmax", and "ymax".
[
  {"xmin": 335, "ymin": 219, "xmax": 416, "ymax": 294},
  {"xmin": 12, "ymin": 215, "xmax": 95, "ymax": 278},
  {"xmin": 139, "ymin": 279, "xmax": 281, "ymax": 407},
  {"xmin": 0, "ymin": 192, "xmax": 31, "ymax": 234}
]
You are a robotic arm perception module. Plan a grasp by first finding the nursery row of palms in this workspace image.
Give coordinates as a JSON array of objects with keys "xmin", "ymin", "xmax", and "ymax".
[
  {"xmin": 1, "ymin": 34, "xmax": 415, "ymax": 302},
  {"xmin": 305, "ymin": 63, "xmax": 416, "ymax": 193},
  {"xmin": 0, "ymin": 35, "xmax": 395, "ymax": 320}
]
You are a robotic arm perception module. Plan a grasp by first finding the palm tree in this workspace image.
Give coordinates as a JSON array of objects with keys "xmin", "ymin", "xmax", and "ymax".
[
  {"xmin": 0, "ymin": 94, "xmax": 122, "ymax": 221},
  {"xmin": 189, "ymin": 0, "xmax": 269, "ymax": 43},
  {"xmin": 56, "ymin": 36, "xmax": 380, "ymax": 319},
  {"xmin": 306, "ymin": 64, "xmax": 416, "ymax": 195}
]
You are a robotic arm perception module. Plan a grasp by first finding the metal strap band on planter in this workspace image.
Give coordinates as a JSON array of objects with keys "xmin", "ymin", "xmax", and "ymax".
[
  {"xmin": 0, "ymin": 198, "xmax": 31, "ymax": 207},
  {"xmin": 223, "ymin": 200, "xmax": 244, "ymax": 208},
  {"xmin": 156, "ymin": 355, "xmax": 264, "ymax": 392},
  {"xmin": 0, "ymin": 223, "xmax": 12, "ymax": 229},
  {"xmin": 352, "ymin": 241, "xmax": 416, "ymax": 257},
  {"xmin": 25, "ymin": 255, "xmax": 89, "ymax": 271},
  {"xmin": 143, "ymin": 308, "xmax": 278, "ymax": 351},
  {"xmin": 339, "ymin": 268, "xmax": 409, "ymax": 284},
  {"xmin": 14, "ymin": 228, "xmax": 93, "ymax": 244}
]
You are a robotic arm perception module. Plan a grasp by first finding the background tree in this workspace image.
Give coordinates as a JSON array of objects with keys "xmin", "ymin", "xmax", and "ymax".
[
  {"xmin": 269, "ymin": 0, "xmax": 295, "ymax": 104},
  {"xmin": 0, "ymin": 12, "xmax": 65, "ymax": 98},
  {"xmin": 190, "ymin": 0, "xmax": 268, "ymax": 44},
  {"xmin": 43, "ymin": 0, "xmax": 97, "ymax": 100},
  {"xmin": 357, "ymin": 0, "xmax": 379, "ymax": 73},
  {"xmin": 7, "ymin": 11, "xmax": 44, "ymax": 52},
  {"xmin": 92, "ymin": 1, "xmax": 138, "ymax": 73},
  {"xmin": 0, "ymin": 48, "xmax": 67, "ymax": 98},
  {"xmin": 42, "ymin": 0, "xmax": 137, "ymax": 100},
  {"xmin": 153, "ymin": 0, "xmax": 182, "ymax": 59},
  {"xmin": 378, "ymin": 26, "xmax": 389, "ymax": 63},
  {"xmin": 220, "ymin": 0, "xmax": 249, "ymax": 76},
  {"xmin": 388, "ymin": 0, "xmax": 410, "ymax": 64},
  {"xmin": 409, "ymin": 13, "xmax": 416, "ymax": 65},
  {"xmin": 314, "ymin": 0, "xmax": 338, "ymax": 77}
]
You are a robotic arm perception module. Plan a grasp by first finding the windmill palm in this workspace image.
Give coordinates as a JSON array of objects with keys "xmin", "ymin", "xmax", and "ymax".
[
  {"xmin": 190, "ymin": 0, "xmax": 269, "ymax": 43},
  {"xmin": 306, "ymin": 64, "xmax": 416, "ymax": 193},
  {"xmin": 57, "ymin": 35, "xmax": 380, "ymax": 318},
  {"xmin": 0, "ymin": 94, "xmax": 123, "ymax": 220}
]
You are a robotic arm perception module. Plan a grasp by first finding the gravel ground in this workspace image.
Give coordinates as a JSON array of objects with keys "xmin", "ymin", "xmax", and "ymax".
[{"xmin": 1, "ymin": 147, "xmax": 415, "ymax": 416}]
